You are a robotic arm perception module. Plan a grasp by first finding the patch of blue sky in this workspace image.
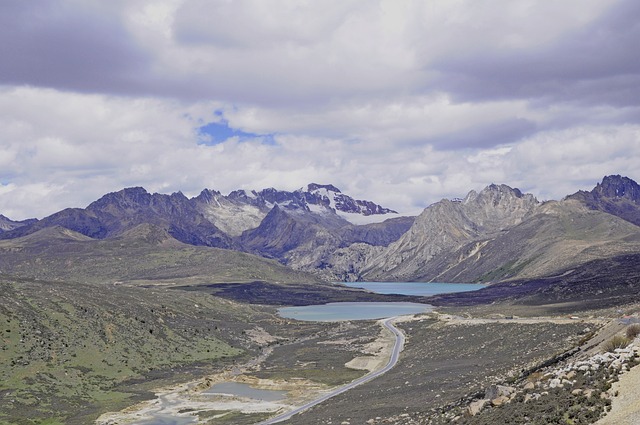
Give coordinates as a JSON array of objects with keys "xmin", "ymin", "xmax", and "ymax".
[{"xmin": 198, "ymin": 120, "xmax": 276, "ymax": 146}]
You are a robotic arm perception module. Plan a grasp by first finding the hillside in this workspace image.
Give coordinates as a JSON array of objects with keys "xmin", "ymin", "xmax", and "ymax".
[
  {"xmin": 423, "ymin": 199, "xmax": 640, "ymax": 283},
  {"xmin": 359, "ymin": 184, "xmax": 540, "ymax": 281},
  {"xmin": 429, "ymin": 252, "xmax": 640, "ymax": 311},
  {"xmin": 0, "ymin": 276, "xmax": 265, "ymax": 424},
  {"xmin": 0, "ymin": 224, "xmax": 323, "ymax": 286},
  {"xmin": 567, "ymin": 174, "xmax": 640, "ymax": 226},
  {"xmin": 337, "ymin": 177, "xmax": 640, "ymax": 283}
]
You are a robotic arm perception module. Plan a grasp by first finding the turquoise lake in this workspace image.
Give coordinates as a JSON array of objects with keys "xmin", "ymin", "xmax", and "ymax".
[
  {"xmin": 278, "ymin": 282, "xmax": 485, "ymax": 321},
  {"xmin": 278, "ymin": 301, "xmax": 432, "ymax": 321},
  {"xmin": 341, "ymin": 281, "xmax": 487, "ymax": 296}
]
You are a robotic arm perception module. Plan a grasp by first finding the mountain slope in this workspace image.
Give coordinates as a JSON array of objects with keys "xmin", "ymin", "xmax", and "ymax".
[
  {"xmin": 0, "ymin": 187, "xmax": 234, "ymax": 248},
  {"xmin": 193, "ymin": 183, "xmax": 400, "ymax": 237},
  {"xmin": 0, "ymin": 223, "xmax": 322, "ymax": 285},
  {"xmin": 240, "ymin": 205, "xmax": 349, "ymax": 268},
  {"xmin": 361, "ymin": 184, "xmax": 539, "ymax": 281},
  {"xmin": 239, "ymin": 204, "xmax": 414, "ymax": 277},
  {"xmin": 353, "ymin": 179, "xmax": 640, "ymax": 283},
  {"xmin": 0, "ymin": 275, "xmax": 268, "ymax": 424},
  {"xmin": 0, "ymin": 214, "xmax": 36, "ymax": 233},
  {"xmin": 424, "ymin": 199, "xmax": 640, "ymax": 282}
]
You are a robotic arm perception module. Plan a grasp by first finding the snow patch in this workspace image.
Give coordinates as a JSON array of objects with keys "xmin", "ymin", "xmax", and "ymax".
[
  {"xmin": 307, "ymin": 203, "xmax": 329, "ymax": 214},
  {"xmin": 337, "ymin": 211, "xmax": 402, "ymax": 225}
]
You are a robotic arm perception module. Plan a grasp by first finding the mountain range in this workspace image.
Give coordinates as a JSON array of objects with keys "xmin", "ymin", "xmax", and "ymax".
[{"xmin": 2, "ymin": 175, "xmax": 640, "ymax": 285}]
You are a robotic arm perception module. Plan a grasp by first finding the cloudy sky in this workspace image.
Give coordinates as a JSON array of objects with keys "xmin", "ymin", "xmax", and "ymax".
[{"xmin": 1, "ymin": 0, "xmax": 639, "ymax": 219}]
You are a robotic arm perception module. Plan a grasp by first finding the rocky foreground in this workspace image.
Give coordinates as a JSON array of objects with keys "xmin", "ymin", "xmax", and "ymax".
[{"xmin": 363, "ymin": 324, "xmax": 640, "ymax": 425}]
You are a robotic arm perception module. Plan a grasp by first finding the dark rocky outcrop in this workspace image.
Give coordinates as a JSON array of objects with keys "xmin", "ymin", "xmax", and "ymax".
[
  {"xmin": 429, "ymin": 253, "xmax": 640, "ymax": 309},
  {"xmin": 567, "ymin": 175, "xmax": 640, "ymax": 226}
]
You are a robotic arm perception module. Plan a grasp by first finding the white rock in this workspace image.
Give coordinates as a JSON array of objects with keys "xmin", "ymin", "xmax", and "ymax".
[{"xmin": 549, "ymin": 378, "xmax": 562, "ymax": 388}]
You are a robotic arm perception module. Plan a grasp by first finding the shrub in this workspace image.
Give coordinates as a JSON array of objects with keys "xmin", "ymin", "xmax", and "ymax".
[
  {"xmin": 626, "ymin": 324, "xmax": 640, "ymax": 340},
  {"xmin": 602, "ymin": 335, "xmax": 630, "ymax": 353}
]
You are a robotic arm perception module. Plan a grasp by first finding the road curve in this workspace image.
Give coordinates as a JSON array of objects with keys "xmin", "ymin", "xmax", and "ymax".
[{"xmin": 258, "ymin": 317, "xmax": 406, "ymax": 424}]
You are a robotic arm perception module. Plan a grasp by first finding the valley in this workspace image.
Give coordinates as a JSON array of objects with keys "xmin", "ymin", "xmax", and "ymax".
[{"xmin": 1, "ymin": 175, "xmax": 640, "ymax": 424}]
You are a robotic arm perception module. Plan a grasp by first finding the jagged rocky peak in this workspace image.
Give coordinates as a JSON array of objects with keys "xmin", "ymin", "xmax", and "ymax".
[
  {"xmin": 99, "ymin": 186, "xmax": 149, "ymax": 200},
  {"xmin": 464, "ymin": 183, "xmax": 533, "ymax": 204},
  {"xmin": 307, "ymin": 183, "xmax": 341, "ymax": 193},
  {"xmin": 227, "ymin": 189, "xmax": 258, "ymax": 200},
  {"xmin": 566, "ymin": 175, "xmax": 640, "ymax": 227},
  {"xmin": 593, "ymin": 175, "xmax": 640, "ymax": 203},
  {"xmin": 195, "ymin": 188, "xmax": 223, "ymax": 203},
  {"xmin": 87, "ymin": 187, "xmax": 153, "ymax": 212},
  {"xmin": 86, "ymin": 187, "xmax": 193, "ymax": 217},
  {"xmin": 461, "ymin": 183, "xmax": 538, "ymax": 231},
  {"xmin": 304, "ymin": 183, "xmax": 398, "ymax": 217}
]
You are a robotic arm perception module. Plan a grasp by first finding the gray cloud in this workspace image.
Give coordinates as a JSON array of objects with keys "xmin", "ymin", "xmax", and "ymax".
[
  {"xmin": 434, "ymin": 1, "xmax": 640, "ymax": 109},
  {"xmin": 0, "ymin": 1, "xmax": 150, "ymax": 94},
  {"xmin": 430, "ymin": 118, "xmax": 538, "ymax": 150}
]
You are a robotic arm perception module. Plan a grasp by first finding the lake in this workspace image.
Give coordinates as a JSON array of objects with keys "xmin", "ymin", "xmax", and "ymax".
[
  {"xmin": 278, "ymin": 301, "xmax": 432, "ymax": 321},
  {"xmin": 341, "ymin": 281, "xmax": 486, "ymax": 296},
  {"xmin": 278, "ymin": 282, "xmax": 485, "ymax": 321}
]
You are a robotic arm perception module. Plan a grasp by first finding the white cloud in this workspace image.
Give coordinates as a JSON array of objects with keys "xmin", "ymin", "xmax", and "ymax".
[{"xmin": 0, "ymin": 1, "xmax": 639, "ymax": 221}]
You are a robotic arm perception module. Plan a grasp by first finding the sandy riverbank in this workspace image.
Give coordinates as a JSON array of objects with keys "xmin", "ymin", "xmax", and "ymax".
[{"xmin": 96, "ymin": 317, "xmax": 400, "ymax": 424}]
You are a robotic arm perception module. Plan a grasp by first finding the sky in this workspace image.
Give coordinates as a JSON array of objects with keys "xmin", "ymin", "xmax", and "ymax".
[{"xmin": 1, "ymin": 0, "xmax": 639, "ymax": 220}]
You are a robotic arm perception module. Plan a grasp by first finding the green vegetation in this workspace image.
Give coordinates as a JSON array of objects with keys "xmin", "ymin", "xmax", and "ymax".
[
  {"xmin": 0, "ymin": 225, "xmax": 322, "ymax": 286},
  {"xmin": 477, "ymin": 257, "xmax": 536, "ymax": 283},
  {"xmin": 0, "ymin": 277, "xmax": 267, "ymax": 424}
]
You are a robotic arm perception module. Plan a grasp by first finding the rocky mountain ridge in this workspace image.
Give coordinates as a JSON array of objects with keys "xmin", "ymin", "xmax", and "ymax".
[
  {"xmin": 360, "ymin": 184, "xmax": 540, "ymax": 281},
  {"xmin": 194, "ymin": 183, "xmax": 398, "ymax": 237},
  {"xmin": 1, "ymin": 175, "xmax": 639, "ymax": 284},
  {"xmin": 324, "ymin": 176, "xmax": 640, "ymax": 283},
  {"xmin": 0, "ymin": 183, "xmax": 410, "ymax": 279}
]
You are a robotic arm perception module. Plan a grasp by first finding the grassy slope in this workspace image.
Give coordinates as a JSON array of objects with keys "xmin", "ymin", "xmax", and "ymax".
[
  {"xmin": 0, "ymin": 276, "xmax": 273, "ymax": 425},
  {"xmin": 0, "ymin": 225, "xmax": 323, "ymax": 286}
]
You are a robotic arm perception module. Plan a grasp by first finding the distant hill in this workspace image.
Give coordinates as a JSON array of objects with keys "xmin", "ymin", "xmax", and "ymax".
[{"xmin": 0, "ymin": 223, "xmax": 322, "ymax": 285}]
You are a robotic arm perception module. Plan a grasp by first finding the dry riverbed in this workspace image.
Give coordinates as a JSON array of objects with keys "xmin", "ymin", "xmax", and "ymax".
[
  {"xmin": 98, "ymin": 311, "xmax": 638, "ymax": 425},
  {"xmin": 96, "ymin": 318, "xmax": 395, "ymax": 424}
]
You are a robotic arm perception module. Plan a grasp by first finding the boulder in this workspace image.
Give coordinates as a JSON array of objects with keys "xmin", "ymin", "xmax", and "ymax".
[
  {"xmin": 467, "ymin": 399, "xmax": 488, "ymax": 416},
  {"xmin": 491, "ymin": 396, "xmax": 510, "ymax": 407},
  {"xmin": 549, "ymin": 378, "xmax": 562, "ymax": 388},
  {"xmin": 484, "ymin": 384, "xmax": 515, "ymax": 400}
]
